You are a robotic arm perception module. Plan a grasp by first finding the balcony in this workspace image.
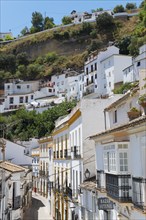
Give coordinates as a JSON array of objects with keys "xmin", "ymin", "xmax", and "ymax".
[
  {"xmin": 39, "ymin": 170, "xmax": 45, "ymax": 176},
  {"xmin": 132, "ymin": 177, "xmax": 146, "ymax": 211},
  {"xmin": 106, "ymin": 174, "xmax": 132, "ymax": 202},
  {"xmin": 53, "ymin": 151, "xmax": 56, "ymax": 159},
  {"xmin": 64, "ymin": 149, "xmax": 71, "ymax": 159},
  {"xmin": 67, "ymin": 186, "xmax": 72, "ymax": 199},
  {"xmin": 71, "ymin": 146, "xmax": 81, "ymax": 159},
  {"xmin": 13, "ymin": 195, "xmax": 21, "ymax": 210},
  {"xmin": 60, "ymin": 150, "xmax": 63, "ymax": 158}
]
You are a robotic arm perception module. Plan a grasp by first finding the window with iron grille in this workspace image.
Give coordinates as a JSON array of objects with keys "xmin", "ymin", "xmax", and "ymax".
[{"xmin": 132, "ymin": 178, "xmax": 146, "ymax": 210}]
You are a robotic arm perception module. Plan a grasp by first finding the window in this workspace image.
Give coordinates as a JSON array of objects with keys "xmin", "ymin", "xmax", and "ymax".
[
  {"xmin": 27, "ymin": 85, "xmax": 30, "ymax": 88},
  {"xmin": 113, "ymin": 110, "xmax": 117, "ymax": 123},
  {"xmin": 104, "ymin": 151, "xmax": 116, "ymax": 172},
  {"xmin": 86, "ymin": 67, "xmax": 88, "ymax": 75},
  {"xmin": 61, "ymin": 81, "xmax": 64, "ymax": 85},
  {"xmin": 25, "ymin": 96, "xmax": 28, "ymax": 103},
  {"xmin": 91, "ymin": 65, "xmax": 93, "ymax": 72},
  {"xmin": 95, "ymin": 63, "xmax": 97, "ymax": 71},
  {"xmin": 95, "ymin": 74, "xmax": 97, "ymax": 79},
  {"xmin": 95, "ymin": 85, "xmax": 97, "ymax": 88},
  {"xmin": 57, "ymin": 82, "xmax": 59, "ymax": 87},
  {"xmin": 137, "ymin": 61, "xmax": 140, "ymax": 67},
  {"xmin": 19, "ymin": 97, "xmax": 23, "ymax": 103},
  {"xmin": 31, "ymin": 95, "xmax": 33, "ymax": 99},
  {"xmin": 17, "ymin": 85, "xmax": 21, "ymax": 89},
  {"xmin": 91, "ymin": 76, "xmax": 94, "ymax": 83},
  {"xmin": 109, "ymin": 82, "xmax": 111, "ymax": 87},
  {"xmin": 119, "ymin": 152, "xmax": 128, "ymax": 171},
  {"xmin": 132, "ymin": 178, "xmax": 145, "ymax": 209},
  {"xmin": 7, "ymin": 85, "xmax": 10, "ymax": 89},
  {"xmin": 48, "ymin": 89, "xmax": 52, "ymax": 92},
  {"xmin": 104, "ymin": 84, "xmax": 106, "ymax": 88},
  {"xmin": 9, "ymin": 97, "xmax": 14, "ymax": 104}
]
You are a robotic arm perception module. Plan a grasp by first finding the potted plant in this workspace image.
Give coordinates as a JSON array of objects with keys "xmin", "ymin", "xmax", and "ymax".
[
  {"xmin": 127, "ymin": 107, "xmax": 140, "ymax": 121},
  {"xmin": 138, "ymin": 94, "xmax": 146, "ymax": 115}
]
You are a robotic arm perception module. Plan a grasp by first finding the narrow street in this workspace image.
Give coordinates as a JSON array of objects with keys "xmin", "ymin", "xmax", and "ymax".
[{"xmin": 24, "ymin": 193, "xmax": 53, "ymax": 220}]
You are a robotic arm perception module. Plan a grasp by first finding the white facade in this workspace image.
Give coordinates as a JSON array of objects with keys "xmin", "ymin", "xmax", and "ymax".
[
  {"xmin": 0, "ymin": 162, "xmax": 32, "ymax": 220},
  {"xmin": 99, "ymin": 54, "xmax": 132, "ymax": 96},
  {"xmin": 0, "ymin": 32, "xmax": 12, "ymax": 39},
  {"xmin": 52, "ymin": 95, "xmax": 123, "ymax": 219},
  {"xmin": 31, "ymin": 147, "xmax": 39, "ymax": 178},
  {"xmin": 123, "ymin": 44, "xmax": 146, "ymax": 84},
  {"xmin": 84, "ymin": 46, "xmax": 132, "ymax": 97},
  {"xmin": 69, "ymin": 10, "xmax": 112, "ymax": 24},
  {"xmin": 0, "ymin": 139, "xmax": 32, "ymax": 166},
  {"xmin": 104, "ymin": 91, "xmax": 140, "ymax": 130},
  {"xmin": 91, "ymin": 116, "xmax": 146, "ymax": 220}
]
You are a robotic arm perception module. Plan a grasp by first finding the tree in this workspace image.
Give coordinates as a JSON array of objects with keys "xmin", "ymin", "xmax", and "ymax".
[
  {"xmin": 126, "ymin": 3, "xmax": 137, "ymax": 10},
  {"xmin": 80, "ymin": 22, "xmax": 92, "ymax": 35},
  {"xmin": 113, "ymin": 5, "xmax": 125, "ymax": 13},
  {"xmin": 139, "ymin": 1, "xmax": 144, "ymax": 8},
  {"xmin": 115, "ymin": 36, "xmax": 131, "ymax": 55},
  {"xmin": 4, "ymin": 34, "xmax": 13, "ymax": 41},
  {"xmin": 44, "ymin": 17, "xmax": 55, "ymax": 29},
  {"xmin": 16, "ymin": 52, "xmax": 29, "ymax": 66},
  {"xmin": 62, "ymin": 16, "xmax": 72, "ymax": 25},
  {"xmin": 96, "ymin": 12, "xmax": 115, "ymax": 31},
  {"xmin": 21, "ymin": 26, "xmax": 29, "ymax": 36},
  {"xmin": 31, "ymin": 11, "xmax": 44, "ymax": 33},
  {"xmin": 45, "ymin": 52, "xmax": 58, "ymax": 64}
]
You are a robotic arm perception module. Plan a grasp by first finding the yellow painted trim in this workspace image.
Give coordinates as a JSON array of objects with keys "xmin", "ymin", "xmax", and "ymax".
[
  {"xmin": 38, "ymin": 137, "xmax": 52, "ymax": 144},
  {"xmin": 52, "ymin": 109, "xmax": 81, "ymax": 136},
  {"xmin": 52, "ymin": 124, "xmax": 69, "ymax": 136},
  {"xmin": 68, "ymin": 109, "xmax": 81, "ymax": 126}
]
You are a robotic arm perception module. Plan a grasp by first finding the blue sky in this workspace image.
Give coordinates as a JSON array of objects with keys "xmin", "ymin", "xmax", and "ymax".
[{"xmin": 1, "ymin": 0, "xmax": 142, "ymax": 37}]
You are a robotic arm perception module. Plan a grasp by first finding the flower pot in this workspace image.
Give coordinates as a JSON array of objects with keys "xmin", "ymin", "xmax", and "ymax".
[{"xmin": 127, "ymin": 111, "xmax": 140, "ymax": 121}]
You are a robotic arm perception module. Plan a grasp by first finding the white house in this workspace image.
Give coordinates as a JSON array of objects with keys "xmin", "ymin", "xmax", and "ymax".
[
  {"xmin": 0, "ymin": 169, "xmax": 12, "ymax": 220},
  {"xmin": 0, "ymin": 139, "xmax": 32, "ymax": 166},
  {"xmin": 89, "ymin": 114, "xmax": 146, "ymax": 220},
  {"xmin": 123, "ymin": 44, "xmax": 146, "ymax": 84},
  {"xmin": 51, "ymin": 70, "xmax": 85, "ymax": 101},
  {"xmin": 69, "ymin": 10, "xmax": 112, "ymax": 24},
  {"xmin": 104, "ymin": 89, "xmax": 140, "ymax": 130},
  {"xmin": 1, "ymin": 80, "xmax": 39, "ymax": 112},
  {"xmin": 0, "ymin": 32, "xmax": 13, "ymax": 40},
  {"xmin": 99, "ymin": 54, "xmax": 132, "ymax": 96},
  {"xmin": 0, "ymin": 161, "xmax": 32, "ymax": 220},
  {"xmin": 84, "ymin": 45, "xmax": 132, "ymax": 97},
  {"xmin": 52, "ymin": 95, "xmax": 123, "ymax": 220}
]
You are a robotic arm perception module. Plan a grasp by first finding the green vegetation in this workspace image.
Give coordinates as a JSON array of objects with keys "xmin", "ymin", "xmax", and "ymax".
[
  {"xmin": 126, "ymin": 3, "xmax": 137, "ymax": 10},
  {"xmin": 96, "ymin": 12, "xmax": 115, "ymax": 32},
  {"xmin": 113, "ymin": 5, "xmax": 125, "ymax": 13},
  {"xmin": 129, "ymin": 107, "xmax": 139, "ymax": 112},
  {"xmin": 62, "ymin": 16, "xmax": 72, "ymax": 25},
  {"xmin": 113, "ymin": 82, "xmax": 138, "ymax": 94},
  {"xmin": 0, "ymin": 100, "xmax": 77, "ymax": 141},
  {"xmin": 0, "ymin": 2, "xmax": 145, "ymax": 83},
  {"xmin": 20, "ymin": 11, "xmax": 55, "ymax": 35}
]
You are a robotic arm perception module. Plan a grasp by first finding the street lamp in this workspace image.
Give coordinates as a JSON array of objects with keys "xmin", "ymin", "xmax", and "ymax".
[{"xmin": 84, "ymin": 168, "xmax": 90, "ymax": 179}]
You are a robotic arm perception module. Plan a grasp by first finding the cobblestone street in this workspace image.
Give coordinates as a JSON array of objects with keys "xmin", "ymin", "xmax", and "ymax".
[{"xmin": 24, "ymin": 193, "xmax": 52, "ymax": 220}]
